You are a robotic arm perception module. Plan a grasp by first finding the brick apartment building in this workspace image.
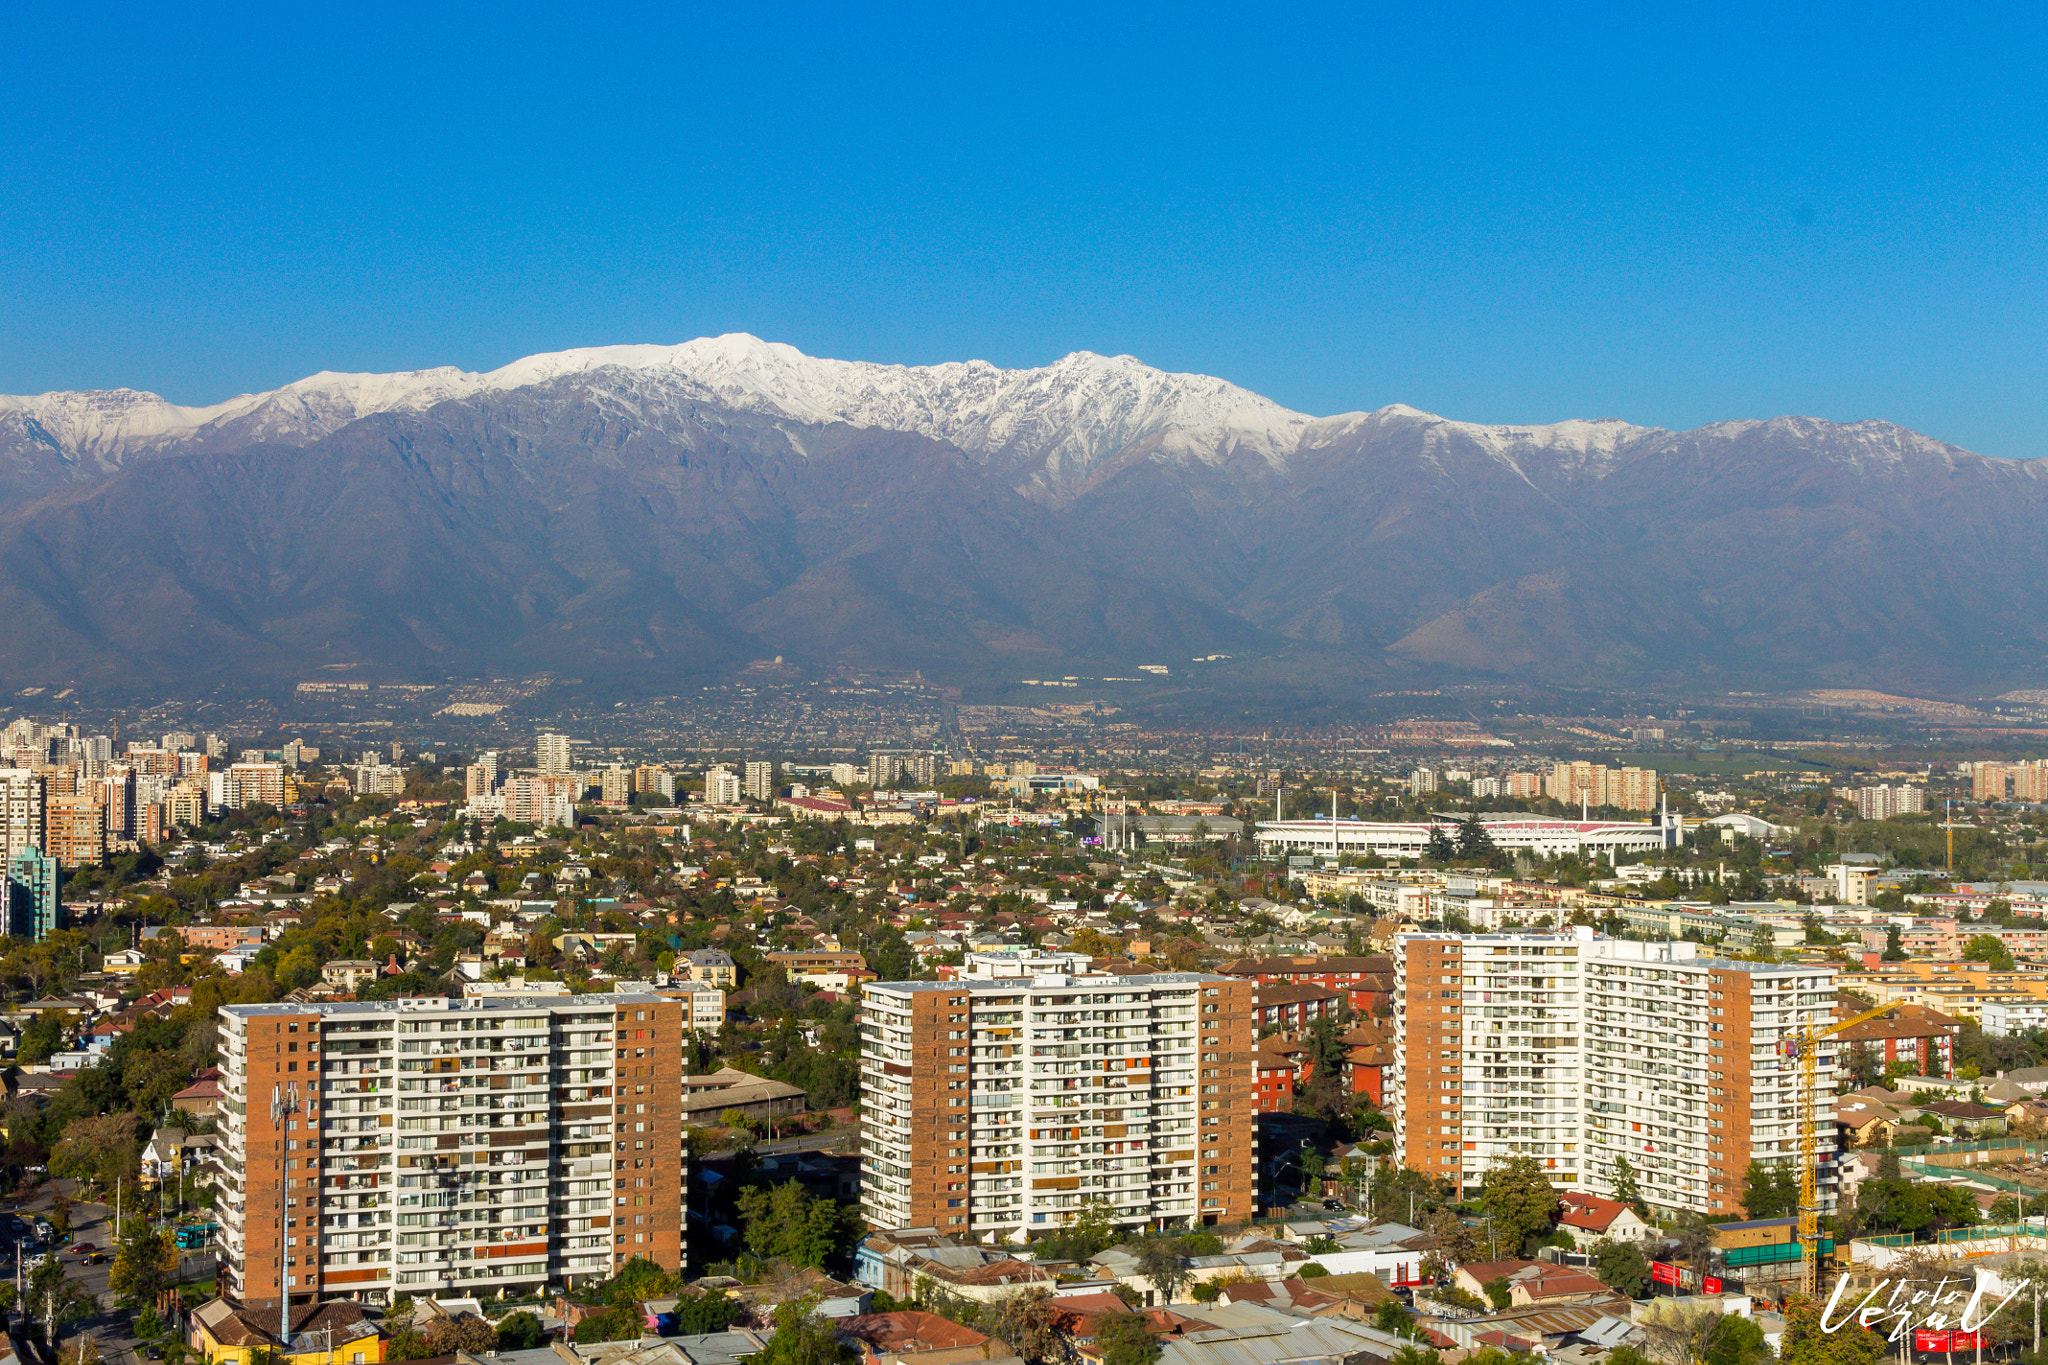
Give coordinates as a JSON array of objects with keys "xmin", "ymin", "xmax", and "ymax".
[
  {"xmin": 1217, "ymin": 955, "xmax": 1395, "ymax": 1014},
  {"xmin": 1831, "ymin": 1002, "xmax": 1961, "ymax": 1076},
  {"xmin": 859, "ymin": 969, "xmax": 1256, "ymax": 1237},
  {"xmin": 1392, "ymin": 930, "xmax": 1837, "ymax": 1219},
  {"xmin": 217, "ymin": 993, "xmax": 684, "ymax": 1310}
]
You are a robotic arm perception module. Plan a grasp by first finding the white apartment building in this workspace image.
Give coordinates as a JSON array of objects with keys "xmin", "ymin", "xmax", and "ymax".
[
  {"xmin": 858, "ymin": 971, "xmax": 1257, "ymax": 1239},
  {"xmin": 536, "ymin": 733, "xmax": 573, "ymax": 775},
  {"xmin": 703, "ymin": 766, "xmax": 742, "ymax": 804},
  {"xmin": 216, "ymin": 994, "xmax": 686, "ymax": 1309},
  {"xmin": 743, "ymin": 761, "xmax": 776, "ymax": 801},
  {"xmin": 1391, "ymin": 929, "xmax": 1837, "ymax": 1220}
]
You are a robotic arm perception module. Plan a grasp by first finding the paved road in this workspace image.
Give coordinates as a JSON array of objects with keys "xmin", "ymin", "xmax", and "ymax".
[
  {"xmin": 751, "ymin": 1127, "xmax": 856, "ymax": 1156},
  {"xmin": 5, "ymin": 1186, "xmax": 150, "ymax": 1365}
]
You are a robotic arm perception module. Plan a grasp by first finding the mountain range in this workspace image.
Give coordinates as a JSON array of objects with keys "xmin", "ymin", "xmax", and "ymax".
[{"xmin": 0, "ymin": 333, "xmax": 2039, "ymax": 699}]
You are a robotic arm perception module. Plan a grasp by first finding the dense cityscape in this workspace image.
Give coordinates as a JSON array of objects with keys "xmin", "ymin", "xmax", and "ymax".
[{"xmin": 0, "ymin": 698, "xmax": 2037, "ymax": 1365}]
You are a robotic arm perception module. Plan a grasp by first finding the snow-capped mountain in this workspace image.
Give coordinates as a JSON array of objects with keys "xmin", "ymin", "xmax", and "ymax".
[{"xmin": 0, "ymin": 333, "xmax": 1319, "ymax": 501}]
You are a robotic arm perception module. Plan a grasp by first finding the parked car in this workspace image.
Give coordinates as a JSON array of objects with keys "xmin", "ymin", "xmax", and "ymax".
[{"xmin": 70, "ymin": 1242, "xmax": 94, "ymax": 1255}]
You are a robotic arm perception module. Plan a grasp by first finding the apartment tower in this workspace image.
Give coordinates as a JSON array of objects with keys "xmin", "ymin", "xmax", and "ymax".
[
  {"xmin": 217, "ymin": 994, "xmax": 684, "ymax": 1310},
  {"xmin": 1391, "ymin": 930, "xmax": 1836, "ymax": 1218},
  {"xmin": 860, "ymin": 967, "xmax": 1255, "ymax": 1237}
]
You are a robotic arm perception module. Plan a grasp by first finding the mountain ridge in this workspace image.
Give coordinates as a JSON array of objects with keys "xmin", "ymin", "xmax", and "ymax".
[{"xmin": 0, "ymin": 337, "xmax": 2038, "ymax": 698}]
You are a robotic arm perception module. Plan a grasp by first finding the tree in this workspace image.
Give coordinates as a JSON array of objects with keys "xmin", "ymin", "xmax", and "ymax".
[
  {"xmin": 755, "ymin": 1293, "xmax": 858, "ymax": 1365},
  {"xmin": 17, "ymin": 1012, "xmax": 63, "ymax": 1066},
  {"xmin": 1740, "ymin": 1160, "xmax": 1796, "ymax": 1219},
  {"xmin": 1483, "ymin": 1277, "xmax": 1512, "ymax": 1310},
  {"xmin": 1881, "ymin": 925, "xmax": 1909, "ymax": 961},
  {"xmin": 385, "ymin": 1330, "xmax": 433, "ymax": 1362},
  {"xmin": 1638, "ymin": 1298, "xmax": 1735, "ymax": 1365},
  {"xmin": 1747, "ymin": 923, "xmax": 1777, "ymax": 962},
  {"xmin": 1966, "ymin": 935, "xmax": 2017, "ymax": 971},
  {"xmin": 1609, "ymin": 1155, "xmax": 1644, "ymax": 1214},
  {"xmin": 1456, "ymin": 815, "xmax": 1499, "ymax": 864},
  {"xmin": 495, "ymin": 1312, "xmax": 547, "ymax": 1351},
  {"xmin": 986, "ymin": 1289, "xmax": 1060, "ymax": 1365},
  {"xmin": 1480, "ymin": 1156, "xmax": 1560, "ymax": 1256},
  {"xmin": 734, "ymin": 1180, "xmax": 857, "ymax": 1268},
  {"xmin": 1591, "ymin": 1238, "xmax": 1651, "ymax": 1298},
  {"xmin": 1424, "ymin": 827, "xmax": 1456, "ymax": 863},
  {"xmin": 1091, "ymin": 1313, "xmax": 1161, "ymax": 1365},
  {"xmin": 110, "ymin": 1224, "xmax": 178, "ymax": 1306},
  {"xmin": 1135, "ymin": 1239, "xmax": 1193, "ymax": 1305},
  {"xmin": 1779, "ymin": 1297, "xmax": 1885, "ymax": 1365},
  {"xmin": 50, "ymin": 1113, "xmax": 139, "ymax": 1193},
  {"xmin": 425, "ymin": 1319, "xmax": 498, "ymax": 1355},
  {"xmin": 1671, "ymin": 1213, "xmax": 1716, "ymax": 1277}
]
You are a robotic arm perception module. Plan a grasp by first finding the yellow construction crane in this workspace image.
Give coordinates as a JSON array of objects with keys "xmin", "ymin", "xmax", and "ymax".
[{"xmin": 1797, "ymin": 1001, "xmax": 1899, "ymax": 1296}]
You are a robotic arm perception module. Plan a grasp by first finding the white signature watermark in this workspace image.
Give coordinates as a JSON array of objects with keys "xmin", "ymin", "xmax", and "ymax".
[{"xmin": 1821, "ymin": 1274, "xmax": 2026, "ymax": 1342}]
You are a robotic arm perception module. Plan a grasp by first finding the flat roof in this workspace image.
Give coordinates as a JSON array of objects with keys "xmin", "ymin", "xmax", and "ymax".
[
  {"xmin": 865, "ymin": 973, "xmax": 1230, "ymax": 993},
  {"xmin": 222, "ymin": 993, "xmax": 666, "ymax": 1018}
]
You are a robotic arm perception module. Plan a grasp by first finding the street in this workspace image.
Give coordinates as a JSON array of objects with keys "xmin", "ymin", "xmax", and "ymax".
[{"xmin": 7, "ymin": 1184, "xmax": 146, "ymax": 1365}]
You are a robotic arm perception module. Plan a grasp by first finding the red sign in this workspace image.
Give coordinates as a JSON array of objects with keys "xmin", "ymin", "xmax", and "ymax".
[
  {"xmin": 1652, "ymin": 1262, "xmax": 1681, "ymax": 1286},
  {"xmin": 1914, "ymin": 1332, "xmax": 1980, "ymax": 1353},
  {"xmin": 1704, "ymin": 1276, "xmax": 1723, "ymax": 1294}
]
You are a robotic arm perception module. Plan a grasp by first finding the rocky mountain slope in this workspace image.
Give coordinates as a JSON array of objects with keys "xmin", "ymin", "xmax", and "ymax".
[{"xmin": 0, "ymin": 339, "xmax": 2038, "ymax": 695}]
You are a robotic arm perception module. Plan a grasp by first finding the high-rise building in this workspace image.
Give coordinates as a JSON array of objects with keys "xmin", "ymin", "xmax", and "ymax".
[
  {"xmin": 859, "ymin": 968, "xmax": 1256, "ymax": 1237},
  {"xmin": 703, "ymin": 767, "xmax": 741, "ymax": 805},
  {"xmin": 829, "ymin": 763, "xmax": 858, "ymax": 788},
  {"xmin": 632, "ymin": 766, "xmax": 672, "ymax": 799},
  {"xmin": 503, "ymin": 774, "xmax": 580, "ymax": 827},
  {"xmin": 600, "ymin": 766, "xmax": 632, "ymax": 804},
  {"xmin": 869, "ymin": 752, "xmax": 938, "ymax": 788},
  {"xmin": 1855, "ymin": 784, "xmax": 1927, "ymax": 819},
  {"xmin": 1408, "ymin": 768, "xmax": 1438, "ymax": 796},
  {"xmin": 742, "ymin": 761, "xmax": 775, "ymax": 802},
  {"xmin": 6, "ymin": 848, "xmax": 58, "ymax": 941},
  {"xmin": 45, "ymin": 793, "xmax": 106, "ymax": 869},
  {"xmin": 216, "ymin": 994, "xmax": 686, "ymax": 1310},
  {"xmin": 161, "ymin": 731, "xmax": 197, "ymax": 753},
  {"xmin": 229, "ymin": 762, "xmax": 290, "ymax": 809},
  {"xmin": 536, "ymin": 734, "xmax": 573, "ymax": 776},
  {"xmin": 101, "ymin": 766, "xmax": 137, "ymax": 841},
  {"xmin": 465, "ymin": 761, "xmax": 498, "ymax": 800},
  {"xmin": 1390, "ymin": 930, "xmax": 1836, "ymax": 1219},
  {"xmin": 0, "ymin": 770, "xmax": 45, "ymax": 863}
]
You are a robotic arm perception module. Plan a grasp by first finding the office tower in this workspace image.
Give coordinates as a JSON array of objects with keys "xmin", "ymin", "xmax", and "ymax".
[
  {"xmin": 1390, "ymin": 931, "xmax": 1836, "ymax": 1219},
  {"xmin": 743, "ymin": 761, "xmax": 775, "ymax": 801},
  {"xmin": 0, "ymin": 770, "xmax": 45, "ymax": 863},
  {"xmin": 44, "ymin": 793, "xmax": 105, "ymax": 869},
  {"xmin": 216, "ymin": 993, "xmax": 685, "ymax": 1310},
  {"xmin": 600, "ymin": 766, "xmax": 631, "ymax": 804},
  {"xmin": 859, "ymin": 969, "xmax": 1256, "ymax": 1237},
  {"xmin": 703, "ymin": 767, "xmax": 741, "ymax": 805},
  {"xmin": 6, "ymin": 848, "xmax": 59, "ymax": 941},
  {"xmin": 536, "ymin": 733, "xmax": 573, "ymax": 775}
]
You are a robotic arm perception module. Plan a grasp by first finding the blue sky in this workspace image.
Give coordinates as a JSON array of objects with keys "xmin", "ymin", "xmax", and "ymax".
[{"xmin": 3, "ymin": 2, "xmax": 2046, "ymax": 454}]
